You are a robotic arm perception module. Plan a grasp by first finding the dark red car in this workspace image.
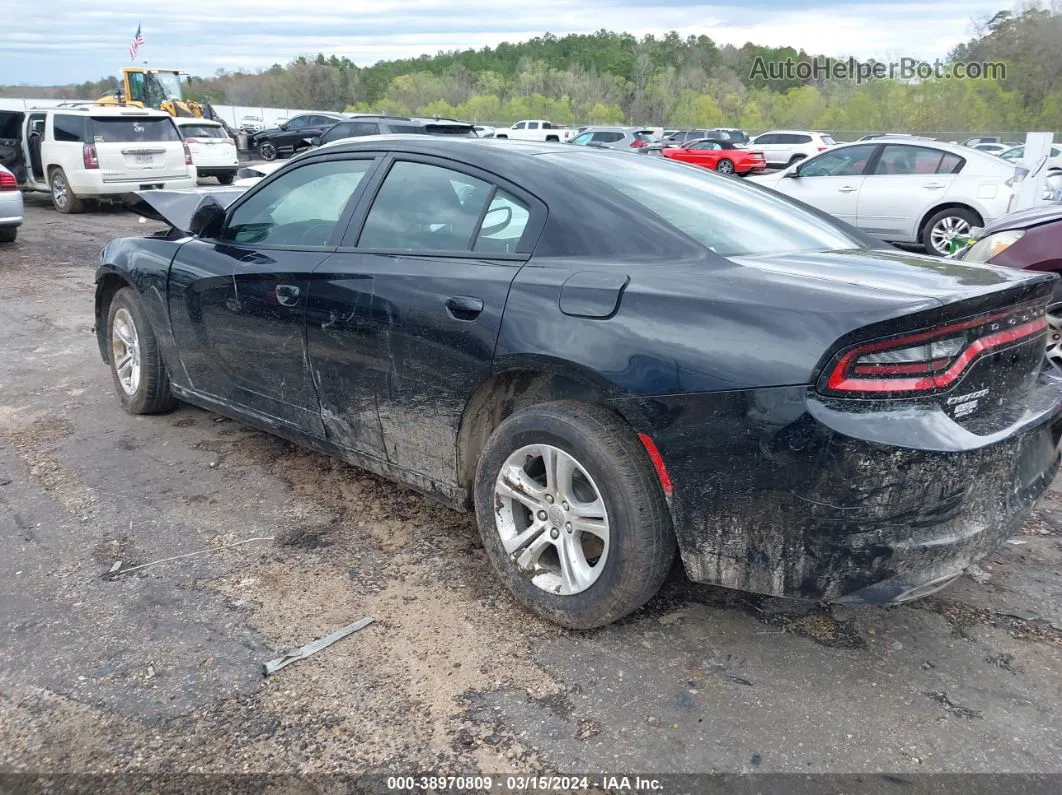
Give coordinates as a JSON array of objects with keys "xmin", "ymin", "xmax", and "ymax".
[
  {"xmin": 661, "ymin": 138, "xmax": 766, "ymax": 175},
  {"xmin": 958, "ymin": 203, "xmax": 1062, "ymax": 370}
]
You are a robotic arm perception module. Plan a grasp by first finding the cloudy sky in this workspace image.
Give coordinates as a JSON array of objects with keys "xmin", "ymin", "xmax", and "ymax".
[{"xmin": 4, "ymin": 0, "xmax": 1007, "ymax": 86}]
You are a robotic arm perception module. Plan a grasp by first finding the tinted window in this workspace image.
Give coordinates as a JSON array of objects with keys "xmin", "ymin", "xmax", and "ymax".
[
  {"xmin": 346, "ymin": 121, "xmax": 380, "ymax": 136},
  {"xmin": 939, "ymin": 153, "xmax": 964, "ymax": 173},
  {"xmin": 570, "ymin": 132, "xmax": 593, "ymax": 146},
  {"xmin": 359, "ymin": 161, "xmax": 493, "ymax": 252},
  {"xmin": 799, "ymin": 145, "xmax": 877, "ymax": 177},
  {"xmin": 592, "ymin": 132, "xmax": 623, "ymax": 143},
  {"xmin": 285, "ymin": 116, "xmax": 310, "ymax": 129},
  {"xmin": 690, "ymin": 141, "xmax": 722, "ymax": 151},
  {"xmin": 89, "ymin": 117, "xmax": 180, "ymax": 143},
  {"xmin": 53, "ymin": 114, "xmax": 87, "ymax": 143},
  {"xmin": 386, "ymin": 123, "xmax": 423, "ymax": 134},
  {"xmin": 312, "ymin": 115, "xmax": 340, "ymax": 127},
  {"xmin": 223, "ymin": 160, "xmax": 372, "ymax": 247},
  {"xmin": 320, "ymin": 122, "xmax": 353, "ymax": 143},
  {"xmin": 513, "ymin": 122, "xmax": 526, "ymax": 130},
  {"xmin": 474, "ymin": 191, "xmax": 531, "ymax": 254},
  {"xmin": 788, "ymin": 134, "xmax": 812, "ymax": 144},
  {"xmin": 555, "ymin": 152, "xmax": 864, "ymax": 257},
  {"xmin": 754, "ymin": 134, "xmax": 776, "ymax": 145},
  {"xmin": 424, "ymin": 123, "xmax": 475, "ymax": 136},
  {"xmin": 874, "ymin": 145, "xmax": 953, "ymax": 175},
  {"xmin": 527, "ymin": 122, "xmax": 539, "ymax": 130},
  {"xmin": 180, "ymin": 124, "xmax": 227, "ymax": 139}
]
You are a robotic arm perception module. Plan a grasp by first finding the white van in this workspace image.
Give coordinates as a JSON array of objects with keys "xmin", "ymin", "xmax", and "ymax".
[
  {"xmin": 0, "ymin": 106, "xmax": 196, "ymax": 213},
  {"xmin": 173, "ymin": 118, "xmax": 238, "ymax": 184}
]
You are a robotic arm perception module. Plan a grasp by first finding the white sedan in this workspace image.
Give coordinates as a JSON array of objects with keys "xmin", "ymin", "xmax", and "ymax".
[
  {"xmin": 0, "ymin": 163, "xmax": 23, "ymax": 243},
  {"xmin": 749, "ymin": 140, "xmax": 1017, "ymax": 256}
]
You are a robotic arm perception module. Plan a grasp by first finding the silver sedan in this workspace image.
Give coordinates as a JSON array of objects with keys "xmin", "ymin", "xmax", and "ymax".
[{"xmin": 0, "ymin": 163, "xmax": 23, "ymax": 243}]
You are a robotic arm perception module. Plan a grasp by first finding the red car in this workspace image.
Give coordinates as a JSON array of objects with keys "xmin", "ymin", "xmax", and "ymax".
[{"xmin": 661, "ymin": 138, "xmax": 767, "ymax": 175}]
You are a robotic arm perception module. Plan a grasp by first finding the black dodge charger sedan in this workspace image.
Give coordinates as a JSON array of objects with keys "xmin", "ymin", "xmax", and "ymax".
[{"xmin": 95, "ymin": 137, "xmax": 1062, "ymax": 629}]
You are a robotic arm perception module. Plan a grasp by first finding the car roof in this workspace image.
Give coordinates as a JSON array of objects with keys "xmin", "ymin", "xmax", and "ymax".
[{"xmin": 28, "ymin": 105, "xmax": 175, "ymax": 118}]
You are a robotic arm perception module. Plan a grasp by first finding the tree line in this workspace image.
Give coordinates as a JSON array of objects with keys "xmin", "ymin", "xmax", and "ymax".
[{"xmin": 4, "ymin": 4, "xmax": 1060, "ymax": 134}]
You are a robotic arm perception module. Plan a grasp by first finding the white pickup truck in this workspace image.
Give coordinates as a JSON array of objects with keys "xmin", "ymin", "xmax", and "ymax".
[{"xmin": 494, "ymin": 120, "xmax": 574, "ymax": 142}]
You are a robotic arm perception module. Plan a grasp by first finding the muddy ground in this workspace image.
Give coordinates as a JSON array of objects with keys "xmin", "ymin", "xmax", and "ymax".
[{"xmin": 1, "ymin": 193, "xmax": 1062, "ymax": 784}]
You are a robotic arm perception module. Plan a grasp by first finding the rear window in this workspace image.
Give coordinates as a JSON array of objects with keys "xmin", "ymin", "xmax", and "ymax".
[
  {"xmin": 821, "ymin": 135, "xmax": 836, "ymax": 145},
  {"xmin": 555, "ymin": 151, "xmax": 866, "ymax": 258},
  {"xmin": 424, "ymin": 124, "xmax": 475, "ymax": 136},
  {"xmin": 89, "ymin": 117, "xmax": 180, "ymax": 143},
  {"xmin": 179, "ymin": 124, "xmax": 228, "ymax": 139}
]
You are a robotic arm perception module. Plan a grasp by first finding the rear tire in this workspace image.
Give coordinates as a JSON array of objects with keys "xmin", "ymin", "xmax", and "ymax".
[
  {"xmin": 51, "ymin": 168, "xmax": 84, "ymax": 214},
  {"xmin": 922, "ymin": 207, "xmax": 980, "ymax": 257},
  {"xmin": 715, "ymin": 158, "xmax": 735, "ymax": 175},
  {"xmin": 107, "ymin": 287, "xmax": 178, "ymax": 415},
  {"xmin": 257, "ymin": 141, "xmax": 277, "ymax": 161},
  {"xmin": 0, "ymin": 227, "xmax": 16, "ymax": 243},
  {"xmin": 474, "ymin": 401, "xmax": 676, "ymax": 629},
  {"xmin": 217, "ymin": 174, "xmax": 235, "ymax": 185}
]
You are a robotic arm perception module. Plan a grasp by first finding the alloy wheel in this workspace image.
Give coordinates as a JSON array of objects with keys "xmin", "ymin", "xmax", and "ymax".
[
  {"xmin": 258, "ymin": 142, "xmax": 277, "ymax": 161},
  {"xmin": 52, "ymin": 174, "xmax": 67, "ymax": 210},
  {"xmin": 929, "ymin": 215, "xmax": 971, "ymax": 255},
  {"xmin": 717, "ymin": 159, "xmax": 734, "ymax": 175},
  {"xmin": 1047, "ymin": 307, "xmax": 1062, "ymax": 374},
  {"xmin": 493, "ymin": 443, "xmax": 610, "ymax": 596},
  {"xmin": 111, "ymin": 307, "xmax": 142, "ymax": 396}
]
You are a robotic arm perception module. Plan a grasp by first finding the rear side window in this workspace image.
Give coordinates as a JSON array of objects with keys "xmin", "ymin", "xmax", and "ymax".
[
  {"xmin": 592, "ymin": 132, "xmax": 623, "ymax": 144},
  {"xmin": 474, "ymin": 191, "xmax": 530, "ymax": 254},
  {"xmin": 527, "ymin": 122, "xmax": 540, "ymax": 130},
  {"xmin": 939, "ymin": 153, "xmax": 964, "ymax": 173},
  {"xmin": 789, "ymin": 134, "xmax": 812, "ymax": 144},
  {"xmin": 821, "ymin": 135, "xmax": 836, "ymax": 145},
  {"xmin": 385, "ymin": 123, "xmax": 422, "ymax": 134},
  {"xmin": 180, "ymin": 124, "xmax": 227, "ymax": 139},
  {"xmin": 89, "ymin": 117, "xmax": 180, "ymax": 143},
  {"xmin": 424, "ymin": 124, "xmax": 475, "ymax": 136},
  {"xmin": 874, "ymin": 145, "xmax": 960, "ymax": 176},
  {"xmin": 53, "ymin": 114, "xmax": 87, "ymax": 143}
]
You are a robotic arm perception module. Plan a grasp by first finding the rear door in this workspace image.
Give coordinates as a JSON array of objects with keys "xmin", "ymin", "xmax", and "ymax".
[
  {"xmin": 753, "ymin": 133, "xmax": 778, "ymax": 164},
  {"xmin": 305, "ymin": 155, "xmax": 543, "ymax": 483},
  {"xmin": 90, "ymin": 114, "xmax": 186, "ymax": 182},
  {"xmin": 167, "ymin": 156, "xmax": 378, "ymax": 435},
  {"xmin": 856, "ymin": 145, "xmax": 964, "ymax": 239},
  {"xmin": 773, "ymin": 144, "xmax": 878, "ymax": 226}
]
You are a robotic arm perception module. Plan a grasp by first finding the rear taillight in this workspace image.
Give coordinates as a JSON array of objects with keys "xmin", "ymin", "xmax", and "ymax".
[
  {"xmin": 183, "ymin": 141, "xmax": 193, "ymax": 165},
  {"xmin": 817, "ymin": 146, "xmax": 828, "ymax": 151},
  {"xmin": 630, "ymin": 139, "xmax": 648, "ymax": 148},
  {"xmin": 0, "ymin": 170, "xmax": 16, "ymax": 191},
  {"xmin": 83, "ymin": 143, "xmax": 99, "ymax": 169},
  {"xmin": 820, "ymin": 302, "xmax": 1047, "ymax": 397}
]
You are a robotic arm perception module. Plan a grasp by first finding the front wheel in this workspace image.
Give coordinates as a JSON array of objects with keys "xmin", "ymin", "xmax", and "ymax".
[
  {"xmin": 257, "ymin": 141, "xmax": 277, "ymax": 161},
  {"xmin": 107, "ymin": 287, "xmax": 178, "ymax": 415},
  {"xmin": 715, "ymin": 158, "xmax": 735, "ymax": 175},
  {"xmin": 474, "ymin": 402, "xmax": 676, "ymax": 629},
  {"xmin": 0, "ymin": 227, "xmax": 16, "ymax": 243},
  {"xmin": 922, "ymin": 207, "xmax": 980, "ymax": 257}
]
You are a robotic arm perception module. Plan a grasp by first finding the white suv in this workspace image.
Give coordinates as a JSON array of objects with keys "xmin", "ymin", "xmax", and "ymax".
[
  {"xmin": 4, "ymin": 106, "xmax": 196, "ymax": 213},
  {"xmin": 749, "ymin": 130, "xmax": 835, "ymax": 168}
]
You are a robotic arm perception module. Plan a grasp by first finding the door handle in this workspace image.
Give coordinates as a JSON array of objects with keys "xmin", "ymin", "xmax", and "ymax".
[
  {"xmin": 275, "ymin": 284, "xmax": 301, "ymax": 306},
  {"xmin": 837, "ymin": 186, "xmax": 858, "ymax": 193},
  {"xmin": 446, "ymin": 295, "xmax": 484, "ymax": 321},
  {"xmin": 924, "ymin": 183, "xmax": 946, "ymax": 190}
]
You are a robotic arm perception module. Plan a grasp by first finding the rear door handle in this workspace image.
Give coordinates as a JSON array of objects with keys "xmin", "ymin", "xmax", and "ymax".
[
  {"xmin": 838, "ymin": 186, "xmax": 858, "ymax": 193},
  {"xmin": 275, "ymin": 284, "xmax": 301, "ymax": 306},
  {"xmin": 446, "ymin": 296, "xmax": 484, "ymax": 321},
  {"xmin": 924, "ymin": 183, "xmax": 946, "ymax": 190}
]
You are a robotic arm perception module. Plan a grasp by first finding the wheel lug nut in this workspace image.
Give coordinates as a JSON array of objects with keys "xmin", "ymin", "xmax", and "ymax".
[
  {"xmin": 562, "ymin": 501, "xmax": 569, "ymax": 510},
  {"xmin": 545, "ymin": 494, "xmax": 554, "ymax": 504},
  {"xmin": 550, "ymin": 527, "xmax": 559, "ymax": 539},
  {"xmin": 537, "ymin": 510, "xmax": 547, "ymax": 521},
  {"xmin": 565, "ymin": 522, "xmax": 573, "ymax": 533}
]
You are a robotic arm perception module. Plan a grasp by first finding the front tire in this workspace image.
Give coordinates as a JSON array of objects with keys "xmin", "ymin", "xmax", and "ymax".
[
  {"xmin": 217, "ymin": 173, "xmax": 235, "ymax": 185},
  {"xmin": 257, "ymin": 141, "xmax": 277, "ymax": 161},
  {"xmin": 51, "ymin": 168, "xmax": 84, "ymax": 214},
  {"xmin": 922, "ymin": 207, "xmax": 980, "ymax": 257},
  {"xmin": 0, "ymin": 227, "xmax": 16, "ymax": 243},
  {"xmin": 474, "ymin": 401, "xmax": 676, "ymax": 629},
  {"xmin": 107, "ymin": 287, "xmax": 178, "ymax": 415}
]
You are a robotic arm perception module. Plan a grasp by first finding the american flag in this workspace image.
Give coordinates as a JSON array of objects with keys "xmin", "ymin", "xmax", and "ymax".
[{"xmin": 129, "ymin": 24, "xmax": 144, "ymax": 61}]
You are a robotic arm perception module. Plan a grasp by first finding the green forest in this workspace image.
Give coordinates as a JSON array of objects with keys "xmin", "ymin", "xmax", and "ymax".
[{"xmin": 7, "ymin": 4, "xmax": 1061, "ymax": 135}]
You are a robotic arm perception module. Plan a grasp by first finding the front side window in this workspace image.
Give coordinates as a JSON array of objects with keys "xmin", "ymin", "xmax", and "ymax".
[
  {"xmin": 690, "ymin": 141, "xmax": 721, "ymax": 151},
  {"xmin": 754, "ymin": 133, "xmax": 776, "ymax": 145},
  {"xmin": 570, "ymin": 132, "xmax": 593, "ymax": 146},
  {"xmin": 513, "ymin": 122, "xmax": 526, "ymax": 130},
  {"xmin": 285, "ymin": 116, "xmax": 309, "ymax": 129},
  {"xmin": 89, "ymin": 117, "xmax": 180, "ymax": 143},
  {"xmin": 223, "ymin": 160, "xmax": 372, "ymax": 247},
  {"xmin": 798, "ymin": 145, "xmax": 877, "ymax": 177},
  {"xmin": 358, "ymin": 161, "xmax": 494, "ymax": 252},
  {"xmin": 554, "ymin": 151, "xmax": 866, "ymax": 258}
]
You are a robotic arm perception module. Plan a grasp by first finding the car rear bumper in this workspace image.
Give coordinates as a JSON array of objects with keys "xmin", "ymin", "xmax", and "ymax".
[
  {"xmin": 617, "ymin": 379, "xmax": 1062, "ymax": 603},
  {"xmin": 194, "ymin": 166, "xmax": 238, "ymax": 176},
  {"xmin": 68, "ymin": 174, "xmax": 197, "ymax": 195}
]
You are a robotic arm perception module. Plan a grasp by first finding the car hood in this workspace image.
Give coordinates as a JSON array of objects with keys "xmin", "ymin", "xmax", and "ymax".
[
  {"xmin": 979, "ymin": 203, "xmax": 1062, "ymax": 236},
  {"xmin": 732, "ymin": 245, "xmax": 1051, "ymax": 304},
  {"xmin": 123, "ymin": 188, "xmax": 246, "ymax": 234}
]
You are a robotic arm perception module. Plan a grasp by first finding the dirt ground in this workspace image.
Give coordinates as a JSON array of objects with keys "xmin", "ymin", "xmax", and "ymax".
[{"xmin": 1, "ymin": 192, "xmax": 1062, "ymax": 785}]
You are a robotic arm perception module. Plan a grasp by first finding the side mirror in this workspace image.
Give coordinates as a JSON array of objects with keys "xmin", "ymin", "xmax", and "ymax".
[
  {"xmin": 310, "ymin": 136, "xmax": 321, "ymax": 147},
  {"xmin": 785, "ymin": 167, "xmax": 801, "ymax": 178},
  {"xmin": 277, "ymin": 122, "xmax": 288, "ymax": 130},
  {"xmin": 188, "ymin": 196, "xmax": 226, "ymax": 239}
]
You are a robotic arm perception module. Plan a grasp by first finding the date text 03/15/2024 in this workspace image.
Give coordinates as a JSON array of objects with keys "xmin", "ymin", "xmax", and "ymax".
[{"xmin": 385, "ymin": 775, "xmax": 665, "ymax": 792}]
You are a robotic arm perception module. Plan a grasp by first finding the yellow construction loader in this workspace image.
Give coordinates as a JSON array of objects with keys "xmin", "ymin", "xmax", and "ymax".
[{"xmin": 96, "ymin": 67, "xmax": 204, "ymax": 117}]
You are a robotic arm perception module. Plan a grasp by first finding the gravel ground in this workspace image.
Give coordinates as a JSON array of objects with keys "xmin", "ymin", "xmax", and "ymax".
[{"xmin": 1, "ymin": 191, "xmax": 1062, "ymax": 785}]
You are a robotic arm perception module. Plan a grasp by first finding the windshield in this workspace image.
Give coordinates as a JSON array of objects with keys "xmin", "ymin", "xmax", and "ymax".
[
  {"xmin": 180, "ymin": 124, "xmax": 228, "ymax": 139},
  {"xmin": 552, "ymin": 152, "xmax": 867, "ymax": 257},
  {"xmin": 151, "ymin": 72, "xmax": 184, "ymax": 100}
]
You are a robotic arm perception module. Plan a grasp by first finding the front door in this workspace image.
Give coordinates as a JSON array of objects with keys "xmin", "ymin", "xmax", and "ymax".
[
  {"xmin": 775, "ymin": 144, "xmax": 879, "ymax": 227},
  {"xmin": 305, "ymin": 155, "xmax": 542, "ymax": 486},
  {"xmin": 167, "ymin": 156, "xmax": 378, "ymax": 435}
]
